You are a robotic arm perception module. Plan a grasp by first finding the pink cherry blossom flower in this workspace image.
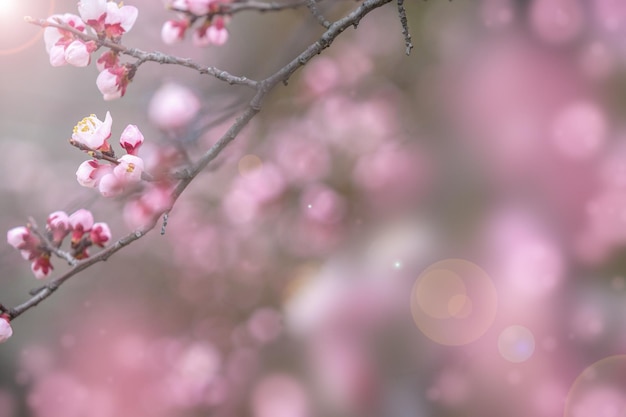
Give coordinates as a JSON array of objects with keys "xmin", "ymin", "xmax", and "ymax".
[
  {"xmin": 0, "ymin": 317, "xmax": 12, "ymax": 343},
  {"xmin": 98, "ymin": 173, "xmax": 125, "ymax": 197},
  {"xmin": 76, "ymin": 160, "xmax": 114, "ymax": 188},
  {"xmin": 69, "ymin": 209, "xmax": 94, "ymax": 233},
  {"xmin": 96, "ymin": 65, "xmax": 131, "ymax": 101},
  {"xmin": 72, "ymin": 112, "xmax": 113, "ymax": 151},
  {"xmin": 7, "ymin": 226, "xmax": 29, "ymax": 250},
  {"xmin": 31, "ymin": 256, "xmax": 53, "ymax": 280},
  {"xmin": 63, "ymin": 40, "xmax": 93, "ymax": 67},
  {"xmin": 7, "ymin": 226, "xmax": 42, "ymax": 261},
  {"xmin": 44, "ymin": 14, "xmax": 96, "ymax": 67},
  {"xmin": 103, "ymin": 1, "xmax": 139, "ymax": 39},
  {"xmin": 185, "ymin": 0, "xmax": 213, "ymax": 15},
  {"xmin": 148, "ymin": 83, "xmax": 200, "ymax": 130},
  {"xmin": 207, "ymin": 24, "xmax": 228, "ymax": 45},
  {"xmin": 161, "ymin": 19, "xmax": 188, "ymax": 44},
  {"xmin": 47, "ymin": 211, "xmax": 71, "ymax": 244},
  {"xmin": 120, "ymin": 125, "xmax": 144, "ymax": 155},
  {"xmin": 113, "ymin": 154, "xmax": 144, "ymax": 183},
  {"xmin": 192, "ymin": 17, "xmax": 229, "ymax": 47},
  {"xmin": 77, "ymin": 0, "xmax": 108, "ymax": 25},
  {"xmin": 78, "ymin": 0, "xmax": 138, "ymax": 39},
  {"xmin": 90, "ymin": 222, "xmax": 111, "ymax": 247}
]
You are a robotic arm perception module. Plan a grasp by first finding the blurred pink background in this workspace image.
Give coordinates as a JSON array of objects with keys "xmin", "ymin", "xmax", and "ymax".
[{"xmin": 2, "ymin": 0, "xmax": 626, "ymax": 416}]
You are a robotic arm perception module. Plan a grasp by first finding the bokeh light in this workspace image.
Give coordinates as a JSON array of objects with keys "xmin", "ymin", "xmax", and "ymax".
[
  {"xmin": 564, "ymin": 355, "xmax": 626, "ymax": 417},
  {"xmin": 498, "ymin": 325, "xmax": 536, "ymax": 363},
  {"xmin": 410, "ymin": 259, "xmax": 498, "ymax": 346},
  {"xmin": 0, "ymin": 0, "xmax": 54, "ymax": 55}
]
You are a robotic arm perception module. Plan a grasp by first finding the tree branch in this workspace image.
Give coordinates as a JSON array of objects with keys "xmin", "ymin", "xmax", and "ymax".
[{"xmin": 9, "ymin": 0, "xmax": 394, "ymax": 321}]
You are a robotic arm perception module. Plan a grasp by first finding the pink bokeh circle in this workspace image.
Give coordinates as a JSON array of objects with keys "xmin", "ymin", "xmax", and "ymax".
[{"xmin": 410, "ymin": 259, "xmax": 498, "ymax": 346}]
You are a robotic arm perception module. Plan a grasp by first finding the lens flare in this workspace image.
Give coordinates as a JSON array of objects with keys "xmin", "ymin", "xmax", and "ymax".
[
  {"xmin": 410, "ymin": 259, "xmax": 498, "ymax": 346},
  {"xmin": 0, "ymin": 1, "xmax": 55, "ymax": 56},
  {"xmin": 564, "ymin": 355, "xmax": 626, "ymax": 417}
]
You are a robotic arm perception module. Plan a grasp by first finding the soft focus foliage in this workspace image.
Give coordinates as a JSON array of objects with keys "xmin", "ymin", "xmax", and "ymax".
[{"xmin": 2, "ymin": 0, "xmax": 626, "ymax": 416}]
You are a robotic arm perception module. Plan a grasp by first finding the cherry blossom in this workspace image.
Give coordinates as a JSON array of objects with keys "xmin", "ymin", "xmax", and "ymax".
[
  {"xmin": 90, "ymin": 222, "xmax": 111, "ymax": 247},
  {"xmin": 98, "ymin": 173, "xmax": 125, "ymax": 197},
  {"xmin": 148, "ymin": 83, "xmax": 200, "ymax": 130},
  {"xmin": 43, "ymin": 14, "xmax": 96, "ymax": 67},
  {"xmin": 119, "ymin": 125, "xmax": 144, "ymax": 155},
  {"xmin": 31, "ymin": 256, "xmax": 53, "ymax": 280},
  {"xmin": 72, "ymin": 112, "xmax": 113, "ymax": 151},
  {"xmin": 69, "ymin": 209, "xmax": 94, "ymax": 235},
  {"xmin": 0, "ymin": 317, "xmax": 12, "ymax": 343},
  {"xmin": 96, "ymin": 65, "xmax": 131, "ymax": 101},
  {"xmin": 78, "ymin": 0, "xmax": 138, "ymax": 39},
  {"xmin": 161, "ymin": 19, "xmax": 189, "ymax": 44},
  {"xmin": 113, "ymin": 154, "xmax": 145, "ymax": 184},
  {"xmin": 47, "ymin": 211, "xmax": 71, "ymax": 244},
  {"xmin": 76, "ymin": 160, "xmax": 113, "ymax": 188}
]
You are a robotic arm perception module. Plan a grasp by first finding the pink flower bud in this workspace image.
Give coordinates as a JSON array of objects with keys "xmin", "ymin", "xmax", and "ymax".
[
  {"xmin": 161, "ymin": 20, "xmax": 188, "ymax": 45},
  {"xmin": 64, "ymin": 40, "xmax": 92, "ymax": 67},
  {"xmin": 207, "ymin": 25, "xmax": 228, "ymax": 46},
  {"xmin": 47, "ymin": 211, "xmax": 70, "ymax": 244},
  {"xmin": 120, "ymin": 124, "xmax": 144, "ymax": 155},
  {"xmin": 96, "ymin": 65, "xmax": 130, "ymax": 101},
  {"xmin": 72, "ymin": 112, "xmax": 113, "ymax": 151},
  {"xmin": 90, "ymin": 222, "xmax": 111, "ymax": 247},
  {"xmin": 0, "ymin": 317, "xmax": 13, "ymax": 343},
  {"xmin": 31, "ymin": 256, "xmax": 53, "ymax": 280},
  {"xmin": 148, "ymin": 83, "xmax": 200, "ymax": 130},
  {"xmin": 113, "ymin": 154, "xmax": 144, "ymax": 183},
  {"xmin": 69, "ymin": 209, "xmax": 94, "ymax": 233},
  {"xmin": 98, "ymin": 173, "xmax": 125, "ymax": 197},
  {"xmin": 76, "ymin": 160, "xmax": 108, "ymax": 188},
  {"xmin": 186, "ymin": 0, "xmax": 212, "ymax": 15},
  {"xmin": 7, "ymin": 226, "xmax": 29, "ymax": 250},
  {"xmin": 48, "ymin": 45, "xmax": 67, "ymax": 67}
]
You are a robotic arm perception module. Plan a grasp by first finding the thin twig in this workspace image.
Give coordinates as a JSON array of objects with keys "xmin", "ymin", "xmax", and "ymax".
[
  {"xmin": 306, "ymin": 0, "xmax": 331, "ymax": 28},
  {"xmin": 28, "ymin": 219, "xmax": 78, "ymax": 267},
  {"xmin": 25, "ymin": 17, "xmax": 258, "ymax": 88},
  {"xmin": 396, "ymin": 0, "xmax": 413, "ymax": 55}
]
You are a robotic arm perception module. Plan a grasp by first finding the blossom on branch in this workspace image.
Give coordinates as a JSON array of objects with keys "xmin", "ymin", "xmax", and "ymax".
[
  {"xmin": 90, "ymin": 222, "xmax": 112, "ymax": 247},
  {"xmin": 44, "ymin": 13, "xmax": 96, "ymax": 67},
  {"xmin": 161, "ymin": 19, "xmax": 189, "ymax": 44},
  {"xmin": 163, "ymin": 0, "xmax": 233, "ymax": 47},
  {"xmin": 96, "ymin": 65, "xmax": 132, "ymax": 101},
  {"xmin": 78, "ymin": 0, "xmax": 139, "ymax": 40},
  {"xmin": 47, "ymin": 211, "xmax": 71, "ymax": 245},
  {"xmin": 192, "ymin": 17, "xmax": 229, "ymax": 46},
  {"xmin": 119, "ymin": 124, "xmax": 144, "ymax": 155},
  {"xmin": 0, "ymin": 317, "xmax": 12, "ymax": 343},
  {"xmin": 76, "ymin": 160, "xmax": 114, "ymax": 188},
  {"xmin": 31, "ymin": 255, "xmax": 53, "ymax": 279},
  {"xmin": 72, "ymin": 112, "xmax": 113, "ymax": 152},
  {"xmin": 113, "ymin": 154, "xmax": 145, "ymax": 184}
]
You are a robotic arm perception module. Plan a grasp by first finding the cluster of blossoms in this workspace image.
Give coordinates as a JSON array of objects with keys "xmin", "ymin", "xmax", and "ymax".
[
  {"xmin": 162, "ymin": 0, "xmax": 232, "ymax": 46},
  {"xmin": 43, "ymin": 0, "xmax": 138, "ymax": 100},
  {"xmin": 73, "ymin": 112, "xmax": 146, "ymax": 197},
  {"xmin": 6, "ymin": 209, "xmax": 111, "ymax": 279}
]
